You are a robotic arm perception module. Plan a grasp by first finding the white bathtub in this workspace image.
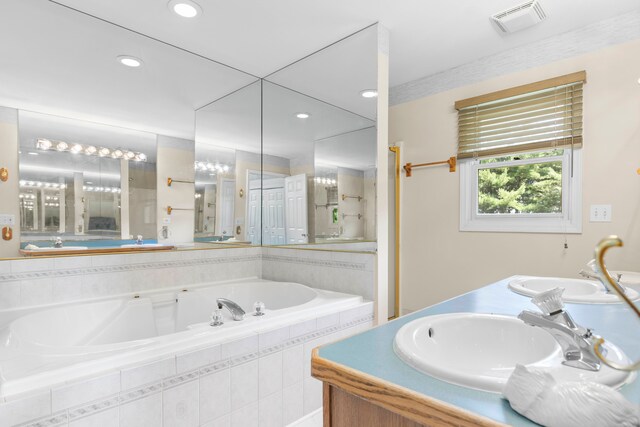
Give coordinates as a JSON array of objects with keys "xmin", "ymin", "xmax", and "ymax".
[{"xmin": 0, "ymin": 278, "xmax": 363, "ymax": 398}]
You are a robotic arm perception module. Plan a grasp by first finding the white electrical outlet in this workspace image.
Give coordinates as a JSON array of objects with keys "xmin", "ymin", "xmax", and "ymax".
[{"xmin": 590, "ymin": 204, "xmax": 612, "ymax": 222}]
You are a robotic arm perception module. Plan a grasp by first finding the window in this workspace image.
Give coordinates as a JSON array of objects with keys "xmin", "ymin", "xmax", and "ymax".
[{"xmin": 457, "ymin": 72, "xmax": 585, "ymax": 233}]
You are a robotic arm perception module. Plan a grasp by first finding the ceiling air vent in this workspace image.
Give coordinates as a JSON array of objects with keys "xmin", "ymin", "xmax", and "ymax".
[{"xmin": 491, "ymin": 0, "xmax": 546, "ymax": 34}]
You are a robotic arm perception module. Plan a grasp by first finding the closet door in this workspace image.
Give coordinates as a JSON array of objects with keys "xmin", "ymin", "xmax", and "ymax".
[{"xmin": 285, "ymin": 174, "xmax": 308, "ymax": 244}]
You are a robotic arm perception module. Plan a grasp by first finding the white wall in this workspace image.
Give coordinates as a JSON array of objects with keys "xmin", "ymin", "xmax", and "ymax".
[
  {"xmin": 390, "ymin": 40, "xmax": 640, "ymax": 313},
  {"xmin": 156, "ymin": 135, "xmax": 195, "ymax": 245},
  {"xmin": 0, "ymin": 107, "xmax": 19, "ymax": 258}
]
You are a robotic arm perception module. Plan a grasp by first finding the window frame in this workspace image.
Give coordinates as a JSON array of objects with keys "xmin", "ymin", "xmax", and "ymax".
[{"xmin": 459, "ymin": 148, "xmax": 582, "ymax": 233}]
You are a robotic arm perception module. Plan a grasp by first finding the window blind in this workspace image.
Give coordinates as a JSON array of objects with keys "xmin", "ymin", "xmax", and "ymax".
[{"xmin": 455, "ymin": 71, "xmax": 585, "ymax": 159}]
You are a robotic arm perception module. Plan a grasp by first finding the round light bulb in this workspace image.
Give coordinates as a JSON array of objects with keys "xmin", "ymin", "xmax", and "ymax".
[
  {"xmin": 360, "ymin": 89, "xmax": 378, "ymax": 98},
  {"xmin": 296, "ymin": 112, "xmax": 310, "ymax": 119},
  {"xmin": 117, "ymin": 56, "xmax": 143, "ymax": 68}
]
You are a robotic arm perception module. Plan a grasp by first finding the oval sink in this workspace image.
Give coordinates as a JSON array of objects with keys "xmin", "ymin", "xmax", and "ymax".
[
  {"xmin": 393, "ymin": 313, "xmax": 632, "ymax": 393},
  {"xmin": 508, "ymin": 276, "xmax": 639, "ymax": 304}
]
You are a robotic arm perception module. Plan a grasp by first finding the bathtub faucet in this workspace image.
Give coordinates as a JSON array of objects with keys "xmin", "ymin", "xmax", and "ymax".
[
  {"xmin": 217, "ymin": 298, "xmax": 245, "ymax": 321},
  {"xmin": 518, "ymin": 288, "xmax": 604, "ymax": 372}
]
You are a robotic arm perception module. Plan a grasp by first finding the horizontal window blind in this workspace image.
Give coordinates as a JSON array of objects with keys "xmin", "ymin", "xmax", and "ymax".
[{"xmin": 456, "ymin": 71, "xmax": 585, "ymax": 159}]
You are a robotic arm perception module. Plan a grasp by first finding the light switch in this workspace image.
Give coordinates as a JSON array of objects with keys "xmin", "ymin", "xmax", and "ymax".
[
  {"xmin": 590, "ymin": 205, "xmax": 612, "ymax": 222},
  {"xmin": 0, "ymin": 214, "xmax": 15, "ymax": 226}
]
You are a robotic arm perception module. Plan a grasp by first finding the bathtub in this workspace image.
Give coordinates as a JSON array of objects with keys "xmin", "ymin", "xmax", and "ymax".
[{"xmin": 0, "ymin": 278, "xmax": 364, "ymax": 398}]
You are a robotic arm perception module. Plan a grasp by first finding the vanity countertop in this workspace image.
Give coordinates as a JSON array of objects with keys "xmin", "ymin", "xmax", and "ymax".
[{"xmin": 312, "ymin": 277, "xmax": 640, "ymax": 426}]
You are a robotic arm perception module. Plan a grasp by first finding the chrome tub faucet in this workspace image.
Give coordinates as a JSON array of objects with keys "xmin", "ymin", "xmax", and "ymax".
[
  {"xmin": 518, "ymin": 288, "xmax": 604, "ymax": 371},
  {"xmin": 217, "ymin": 298, "xmax": 246, "ymax": 321}
]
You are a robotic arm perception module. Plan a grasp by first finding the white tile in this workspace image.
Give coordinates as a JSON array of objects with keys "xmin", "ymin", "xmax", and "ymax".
[
  {"xmin": 202, "ymin": 414, "xmax": 231, "ymax": 427},
  {"xmin": 200, "ymin": 369, "xmax": 231, "ymax": 424},
  {"xmin": 282, "ymin": 382, "xmax": 303, "ymax": 426},
  {"xmin": 303, "ymin": 377, "xmax": 322, "ymax": 415},
  {"xmin": 20, "ymin": 278, "xmax": 53, "ymax": 306},
  {"xmin": 258, "ymin": 326, "xmax": 289, "ymax": 350},
  {"xmin": 0, "ymin": 280, "xmax": 21, "ymax": 309},
  {"xmin": 121, "ymin": 357, "xmax": 176, "ymax": 390},
  {"xmin": 52, "ymin": 372, "xmax": 120, "ymax": 412},
  {"xmin": 177, "ymin": 344, "xmax": 222, "ymax": 373},
  {"xmin": 69, "ymin": 407, "xmax": 119, "ymax": 427},
  {"xmin": 11, "ymin": 257, "xmax": 54, "ymax": 273},
  {"xmin": 53, "ymin": 256, "xmax": 91, "ymax": 270},
  {"xmin": 316, "ymin": 313, "xmax": 339, "ymax": 330},
  {"xmin": 302, "ymin": 338, "xmax": 321, "ymax": 379},
  {"xmin": 290, "ymin": 319, "xmax": 316, "ymax": 338},
  {"xmin": 230, "ymin": 401, "xmax": 258, "ymax": 427},
  {"xmin": 163, "ymin": 380, "xmax": 199, "ymax": 427},
  {"xmin": 52, "ymin": 276, "xmax": 83, "ymax": 302},
  {"xmin": 0, "ymin": 390, "xmax": 51, "ymax": 426},
  {"xmin": 221, "ymin": 334, "xmax": 259, "ymax": 360},
  {"xmin": 230, "ymin": 359, "xmax": 258, "ymax": 411},
  {"xmin": 339, "ymin": 302, "xmax": 374, "ymax": 327},
  {"xmin": 258, "ymin": 352, "xmax": 282, "ymax": 399},
  {"xmin": 258, "ymin": 391, "xmax": 282, "ymax": 427},
  {"xmin": 282, "ymin": 345, "xmax": 303, "ymax": 387},
  {"xmin": 120, "ymin": 392, "xmax": 162, "ymax": 427},
  {"xmin": 0, "ymin": 260, "xmax": 12, "ymax": 274}
]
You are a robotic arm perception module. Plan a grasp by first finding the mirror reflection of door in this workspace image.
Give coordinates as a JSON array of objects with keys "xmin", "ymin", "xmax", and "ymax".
[
  {"xmin": 285, "ymin": 173, "xmax": 308, "ymax": 244},
  {"xmin": 219, "ymin": 179, "xmax": 235, "ymax": 238}
]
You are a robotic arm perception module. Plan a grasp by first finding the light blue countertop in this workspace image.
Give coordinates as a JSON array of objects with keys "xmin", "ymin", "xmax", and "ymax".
[{"xmin": 318, "ymin": 277, "xmax": 640, "ymax": 426}]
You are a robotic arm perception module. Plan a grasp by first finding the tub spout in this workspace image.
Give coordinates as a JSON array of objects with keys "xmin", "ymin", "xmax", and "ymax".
[{"xmin": 217, "ymin": 298, "xmax": 245, "ymax": 321}]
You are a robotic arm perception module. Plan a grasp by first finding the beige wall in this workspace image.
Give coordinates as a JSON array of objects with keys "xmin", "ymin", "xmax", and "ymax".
[
  {"xmin": 0, "ymin": 107, "xmax": 20, "ymax": 258},
  {"xmin": 156, "ymin": 135, "xmax": 195, "ymax": 244},
  {"xmin": 390, "ymin": 40, "xmax": 640, "ymax": 313}
]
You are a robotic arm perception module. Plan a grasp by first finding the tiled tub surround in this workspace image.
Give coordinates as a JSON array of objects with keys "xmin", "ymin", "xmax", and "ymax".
[
  {"xmin": 0, "ymin": 279, "xmax": 374, "ymax": 426},
  {"xmin": 262, "ymin": 247, "xmax": 375, "ymax": 301},
  {"xmin": 0, "ymin": 247, "xmax": 263, "ymax": 310}
]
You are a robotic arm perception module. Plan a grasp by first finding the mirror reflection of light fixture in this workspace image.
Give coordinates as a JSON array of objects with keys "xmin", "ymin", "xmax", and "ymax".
[
  {"xmin": 194, "ymin": 161, "xmax": 232, "ymax": 172},
  {"xmin": 295, "ymin": 112, "xmax": 311, "ymax": 119},
  {"xmin": 19, "ymin": 180, "xmax": 67, "ymax": 189},
  {"xmin": 36, "ymin": 139, "xmax": 146, "ymax": 162}
]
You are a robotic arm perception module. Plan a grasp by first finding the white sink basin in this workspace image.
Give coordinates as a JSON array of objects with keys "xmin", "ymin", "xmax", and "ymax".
[
  {"xmin": 508, "ymin": 276, "xmax": 639, "ymax": 304},
  {"xmin": 26, "ymin": 246, "xmax": 89, "ymax": 252},
  {"xmin": 393, "ymin": 313, "xmax": 632, "ymax": 393}
]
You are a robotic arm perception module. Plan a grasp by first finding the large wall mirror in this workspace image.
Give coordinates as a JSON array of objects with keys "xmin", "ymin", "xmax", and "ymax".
[
  {"xmin": 262, "ymin": 24, "xmax": 378, "ymax": 246},
  {"xmin": 0, "ymin": 0, "xmax": 379, "ymax": 257},
  {"xmin": 0, "ymin": 0, "xmax": 257, "ymax": 255}
]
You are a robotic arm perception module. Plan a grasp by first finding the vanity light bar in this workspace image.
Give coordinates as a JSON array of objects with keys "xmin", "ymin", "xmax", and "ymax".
[
  {"xmin": 314, "ymin": 177, "xmax": 337, "ymax": 185},
  {"xmin": 83, "ymin": 186, "xmax": 122, "ymax": 194},
  {"xmin": 37, "ymin": 139, "xmax": 147, "ymax": 162},
  {"xmin": 19, "ymin": 180, "xmax": 67, "ymax": 189},
  {"xmin": 194, "ymin": 161, "xmax": 230, "ymax": 173}
]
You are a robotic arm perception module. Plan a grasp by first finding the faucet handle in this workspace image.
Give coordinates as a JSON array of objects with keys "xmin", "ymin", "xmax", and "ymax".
[
  {"xmin": 253, "ymin": 301, "xmax": 266, "ymax": 316},
  {"xmin": 532, "ymin": 287, "xmax": 565, "ymax": 315},
  {"xmin": 210, "ymin": 309, "xmax": 224, "ymax": 327}
]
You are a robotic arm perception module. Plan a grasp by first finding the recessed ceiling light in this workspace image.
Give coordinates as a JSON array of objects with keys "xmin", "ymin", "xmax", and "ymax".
[
  {"xmin": 296, "ymin": 113, "xmax": 311, "ymax": 119},
  {"xmin": 27, "ymin": 152, "xmax": 39, "ymax": 156},
  {"xmin": 168, "ymin": 0, "xmax": 202, "ymax": 18},
  {"xmin": 117, "ymin": 55, "xmax": 143, "ymax": 68},
  {"xmin": 360, "ymin": 90, "xmax": 378, "ymax": 98}
]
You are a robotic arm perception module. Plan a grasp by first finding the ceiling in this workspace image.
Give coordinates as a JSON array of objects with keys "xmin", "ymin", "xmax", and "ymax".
[{"xmin": 52, "ymin": 0, "xmax": 640, "ymax": 88}]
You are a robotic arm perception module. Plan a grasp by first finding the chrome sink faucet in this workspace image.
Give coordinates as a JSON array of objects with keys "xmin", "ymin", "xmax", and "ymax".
[
  {"xmin": 579, "ymin": 259, "xmax": 627, "ymax": 294},
  {"xmin": 53, "ymin": 237, "xmax": 63, "ymax": 248},
  {"xmin": 518, "ymin": 288, "xmax": 605, "ymax": 371},
  {"xmin": 217, "ymin": 298, "xmax": 245, "ymax": 321}
]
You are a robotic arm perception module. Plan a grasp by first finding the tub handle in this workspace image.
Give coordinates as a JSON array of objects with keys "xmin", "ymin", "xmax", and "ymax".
[
  {"xmin": 253, "ymin": 301, "xmax": 266, "ymax": 316},
  {"xmin": 210, "ymin": 309, "xmax": 224, "ymax": 327}
]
